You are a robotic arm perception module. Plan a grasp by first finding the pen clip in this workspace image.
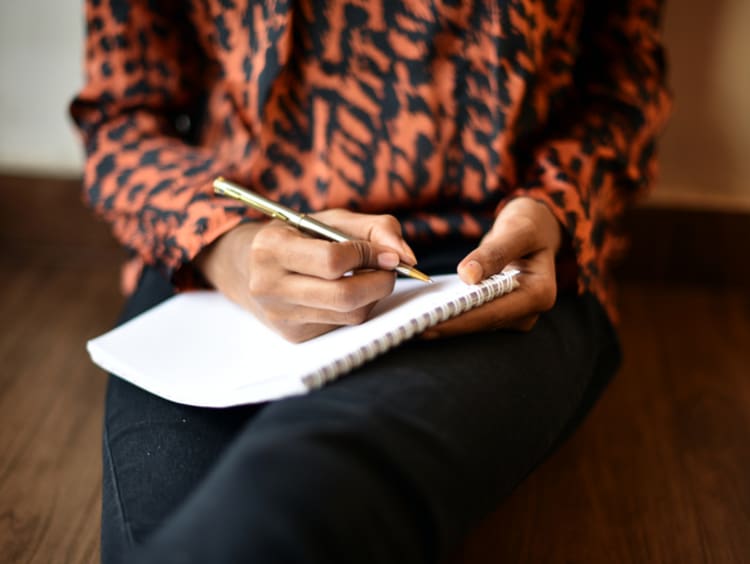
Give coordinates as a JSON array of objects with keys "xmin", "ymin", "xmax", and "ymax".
[{"xmin": 213, "ymin": 177, "xmax": 296, "ymax": 224}]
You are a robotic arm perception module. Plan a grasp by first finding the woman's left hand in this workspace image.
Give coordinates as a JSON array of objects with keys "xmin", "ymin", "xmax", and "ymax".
[{"xmin": 425, "ymin": 197, "xmax": 563, "ymax": 338}]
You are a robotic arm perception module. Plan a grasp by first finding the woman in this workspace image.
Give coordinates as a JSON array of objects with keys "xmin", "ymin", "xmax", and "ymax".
[{"xmin": 71, "ymin": 0, "xmax": 670, "ymax": 562}]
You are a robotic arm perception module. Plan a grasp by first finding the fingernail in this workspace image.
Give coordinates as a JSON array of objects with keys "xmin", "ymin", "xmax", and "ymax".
[
  {"xmin": 402, "ymin": 243, "xmax": 418, "ymax": 265},
  {"xmin": 377, "ymin": 252, "xmax": 400, "ymax": 269},
  {"xmin": 458, "ymin": 260, "xmax": 483, "ymax": 283}
]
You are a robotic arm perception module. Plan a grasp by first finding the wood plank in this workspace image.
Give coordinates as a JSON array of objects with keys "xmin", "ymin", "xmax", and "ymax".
[
  {"xmin": 0, "ymin": 257, "xmax": 122, "ymax": 564},
  {"xmin": 451, "ymin": 282, "xmax": 750, "ymax": 563},
  {"xmin": 2, "ymin": 173, "xmax": 749, "ymax": 563},
  {"xmin": 2, "ymin": 172, "xmax": 750, "ymax": 286},
  {"xmin": 0, "ymin": 174, "xmax": 122, "ymax": 563},
  {"xmin": 0, "ymin": 174, "xmax": 118, "ymax": 251},
  {"xmin": 618, "ymin": 207, "xmax": 750, "ymax": 286}
]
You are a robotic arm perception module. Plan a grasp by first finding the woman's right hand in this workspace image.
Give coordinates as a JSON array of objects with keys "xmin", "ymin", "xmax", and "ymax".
[{"xmin": 195, "ymin": 210, "xmax": 417, "ymax": 343}]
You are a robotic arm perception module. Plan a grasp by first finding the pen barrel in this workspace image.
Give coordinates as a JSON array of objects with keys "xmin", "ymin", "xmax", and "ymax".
[
  {"xmin": 213, "ymin": 177, "xmax": 431, "ymax": 283},
  {"xmin": 299, "ymin": 215, "xmax": 431, "ymax": 282},
  {"xmin": 296, "ymin": 215, "xmax": 351, "ymax": 243},
  {"xmin": 213, "ymin": 177, "xmax": 293, "ymax": 221}
]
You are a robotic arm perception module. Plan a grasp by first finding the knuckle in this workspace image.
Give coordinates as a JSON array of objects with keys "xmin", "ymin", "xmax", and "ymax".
[
  {"xmin": 504, "ymin": 214, "xmax": 536, "ymax": 237},
  {"xmin": 378, "ymin": 214, "xmax": 402, "ymax": 233},
  {"xmin": 249, "ymin": 232, "xmax": 276, "ymax": 264},
  {"xmin": 497, "ymin": 215, "xmax": 536, "ymax": 250},
  {"xmin": 252, "ymin": 223, "xmax": 279, "ymax": 246},
  {"xmin": 255, "ymin": 221, "xmax": 295, "ymax": 249},
  {"xmin": 330, "ymin": 285, "xmax": 358, "ymax": 311},
  {"xmin": 532, "ymin": 278, "xmax": 557, "ymax": 312},
  {"xmin": 247, "ymin": 273, "xmax": 275, "ymax": 299},
  {"xmin": 314, "ymin": 208, "xmax": 345, "ymax": 222},
  {"xmin": 247, "ymin": 275, "xmax": 264, "ymax": 298}
]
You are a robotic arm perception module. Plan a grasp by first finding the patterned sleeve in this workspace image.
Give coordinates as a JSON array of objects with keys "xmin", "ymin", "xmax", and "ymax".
[
  {"xmin": 508, "ymin": 0, "xmax": 671, "ymax": 308},
  {"xmin": 69, "ymin": 0, "xmax": 250, "ymax": 287}
]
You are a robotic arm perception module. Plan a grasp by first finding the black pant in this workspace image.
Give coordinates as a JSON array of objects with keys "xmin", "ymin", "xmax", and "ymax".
[{"xmin": 102, "ymin": 245, "xmax": 621, "ymax": 564}]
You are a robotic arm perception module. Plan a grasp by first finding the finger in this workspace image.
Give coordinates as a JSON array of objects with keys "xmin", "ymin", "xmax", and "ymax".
[
  {"xmin": 252, "ymin": 222, "xmax": 403, "ymax": 279},
  {"xmin": 424, "ymin": 288, "xmax": 539, "ymax": 339},
  {"xmin": 312, "ymin": 210, "xmax": 417, "ymax": 265},
  {"xmin": 279, "ymin": 237, "xmax": 403, "ymax": 279},
  {"xmin": 264, "ymin": 300, "xmax": 380, "ymax": 332},
  {"xmin": 423, "ymin": 253, "xmax": 556, "ymax": 338},
  {"xmin": 422, "ymin": 283, "xmax": 536, "ymax": 338},
  {"xmin": 425, "ymin": 310, "xmax": 540, "ymax": 339},
  {"xmin": 457, "ymin": 215, "xmax": 541, "ymax": 284},
  {"xmin": 269, "ymin": 270, "xmax": 396, "ymax": 312},
  {"xmin": 276, "ymin": 322, "xmax": 341, "ymax": 344},
  {"xmin": 509, "ymin": 314, "xmax": 541, "ymax": 332}
]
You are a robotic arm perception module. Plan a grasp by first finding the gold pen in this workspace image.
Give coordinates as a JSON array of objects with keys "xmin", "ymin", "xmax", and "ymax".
[{"xmin": 213, "ymin": 177, "xmax": 432, "ymax": 283}]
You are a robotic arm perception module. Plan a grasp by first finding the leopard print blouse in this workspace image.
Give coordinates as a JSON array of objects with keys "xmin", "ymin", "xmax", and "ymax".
[{"xmin": 70, "ymin": 0, "xmax": 671, "ymax": 320}]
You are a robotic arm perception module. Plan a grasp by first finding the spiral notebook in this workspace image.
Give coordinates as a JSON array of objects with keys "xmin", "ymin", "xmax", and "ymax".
[{"xmin": 87, "ymin": 270, "xmax": 519, "ymax": 407}]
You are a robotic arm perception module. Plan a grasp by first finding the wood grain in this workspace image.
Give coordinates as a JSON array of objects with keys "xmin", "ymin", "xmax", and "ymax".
[
  {"xmin": 618, "ymin": 207, "xmax": 750, "ymax": 286},
  {"xmin": 0, "ymin": 255, "xmax": 122, "ymax": 564},
  {"xmin": 1, "ymin": 174, "xmax": 749, "ymax": 563},
  {"xmin": 0, "ymin": 173, "xmax": 123, "ymax": 564},
  {"xmin": 2, "ymin": 172, "xmax": 750, "ymax": 286},
  {"xmin": 451, "ymin": 282, "xmax": 750, "ymax": 564}
]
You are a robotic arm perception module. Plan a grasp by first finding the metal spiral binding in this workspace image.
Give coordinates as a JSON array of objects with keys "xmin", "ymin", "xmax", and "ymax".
[{"xmin": 302, "ymin": 270, "xmax": 520, "ymax": 389}]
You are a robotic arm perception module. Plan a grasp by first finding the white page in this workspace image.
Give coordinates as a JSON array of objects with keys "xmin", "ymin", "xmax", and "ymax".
[{"xmin": 87, "ymin": 273, "xmax": 513, "ymax": 407}]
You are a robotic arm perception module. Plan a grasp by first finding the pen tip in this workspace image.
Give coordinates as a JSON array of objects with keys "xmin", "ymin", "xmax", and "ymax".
[{"xmin": 395, "ymin": 264, "xmax": 432, "ymax": 283}]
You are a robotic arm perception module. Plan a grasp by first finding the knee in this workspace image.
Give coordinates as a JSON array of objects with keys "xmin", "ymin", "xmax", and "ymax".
[{"xmin": 232, "ymin": 399, "xmax": 445, "ymax": 562}]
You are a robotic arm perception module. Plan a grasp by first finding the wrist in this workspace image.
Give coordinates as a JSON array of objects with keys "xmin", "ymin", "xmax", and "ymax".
[
  {"xmin": 503, "ymin": 196, "xmax": 563, "ymax": 254},
  {"xmin": 194, "ymin": 222, "xmax": 263, "ymax": 288}
]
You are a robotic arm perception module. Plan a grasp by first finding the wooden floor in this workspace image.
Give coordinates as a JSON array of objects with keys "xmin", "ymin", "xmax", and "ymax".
[
  {"xmin": 453, "ymin": 281, "xmax": 750, "ymax": 564},
  {"xmin": 0, "ymin": 250, "xmax": 121, "ymax": 564},
  {"xmin": 1, "ymin": 177, "xmax": 749, "ymax": 563}
]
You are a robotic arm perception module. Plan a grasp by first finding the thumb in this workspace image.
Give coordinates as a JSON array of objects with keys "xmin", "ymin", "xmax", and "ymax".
[{"xmin": 457, "ymin": 217, "xmax": 538, "ymax": 284}]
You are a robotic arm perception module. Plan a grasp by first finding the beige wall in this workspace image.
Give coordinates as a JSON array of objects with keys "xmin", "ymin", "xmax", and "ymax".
[
  {"xmin": 0, "ymin": 0, "xmax": 84, "ymax": 175},
  {"xmin": 655, "ymin": 0, "xmax": 750, "ymax": 209},
  {"xmin": 0, "ymin": 1, "xmax": 748, "ymax": 209}
]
